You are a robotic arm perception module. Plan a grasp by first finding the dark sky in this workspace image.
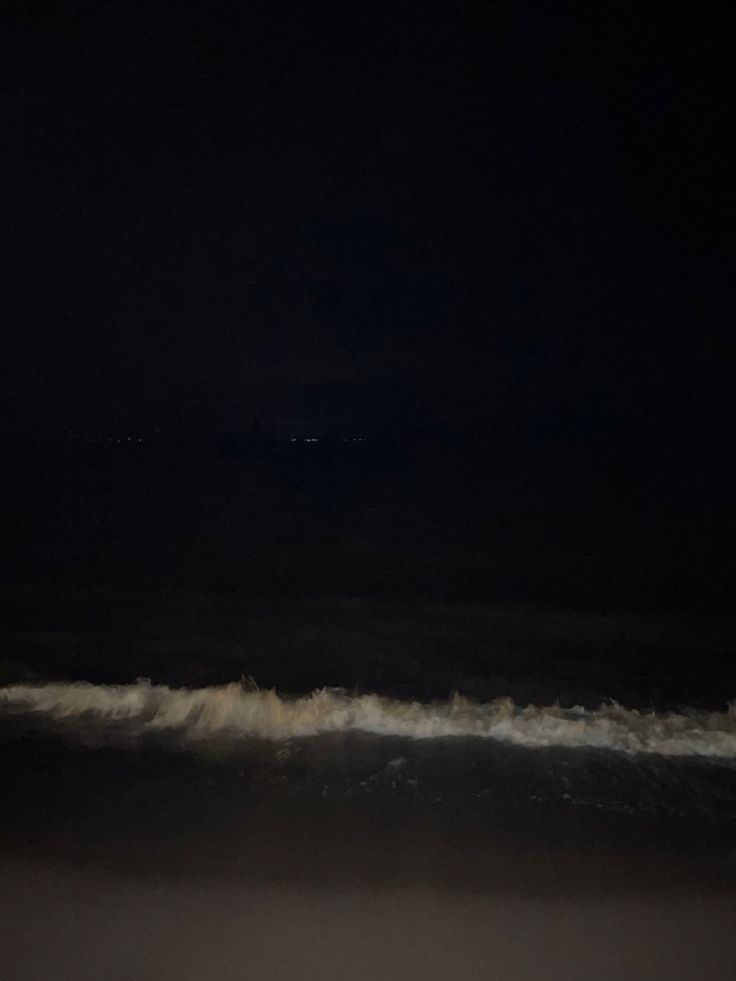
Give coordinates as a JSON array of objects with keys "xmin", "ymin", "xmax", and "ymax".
[{"xmin": 2, "ymin": 2, "xmax": 732, "ymax": 453}]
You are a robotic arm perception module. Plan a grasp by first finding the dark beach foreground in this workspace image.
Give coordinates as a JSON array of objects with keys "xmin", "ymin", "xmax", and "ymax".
[
  {"xmin": 4, "ymin": 861, "xmax": 735, "ymax": 981},
  {"xmin": 2, "ymin": 721, "xmax": 736, "ymax": 980}
]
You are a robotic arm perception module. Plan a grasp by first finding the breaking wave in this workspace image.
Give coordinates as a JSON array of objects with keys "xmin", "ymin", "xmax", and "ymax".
[{"xmin": 2, "ymin": 681, "xmax": 736, "ymax": 758}]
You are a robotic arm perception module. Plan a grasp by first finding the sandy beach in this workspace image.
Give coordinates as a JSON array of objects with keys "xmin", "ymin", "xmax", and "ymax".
[{"xmin": 3, "ymin": 858, "xmax": 736, "ymax": 981}]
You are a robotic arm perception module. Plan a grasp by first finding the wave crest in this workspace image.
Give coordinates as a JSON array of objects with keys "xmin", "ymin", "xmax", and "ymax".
[{"xmin": 1, "ymin": 681, "xmax": 735, "ymax": 758}]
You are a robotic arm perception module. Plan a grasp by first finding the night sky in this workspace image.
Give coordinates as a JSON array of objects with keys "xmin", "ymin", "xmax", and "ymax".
[{"xmin": 2, "ymin": 3, "xmax": 732, "ymax": 473}]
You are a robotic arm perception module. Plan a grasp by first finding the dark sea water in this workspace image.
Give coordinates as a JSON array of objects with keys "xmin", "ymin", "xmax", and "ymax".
[{"xmin": 3, "ymin": 439, "xmax": 734, "ymax": 611}]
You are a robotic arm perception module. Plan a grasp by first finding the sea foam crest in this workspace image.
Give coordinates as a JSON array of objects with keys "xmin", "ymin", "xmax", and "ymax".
[{"xmin": 1, "ymin": 681, "xmax": 735, "ymax": 758}]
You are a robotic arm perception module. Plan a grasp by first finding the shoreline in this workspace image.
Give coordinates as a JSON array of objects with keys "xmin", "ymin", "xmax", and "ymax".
[
  {"xmin": 2, "ymin": 736, "xmax": 734, "ymax": 901},
  {"xmin": 3, "ymin": 699, "xmax": 735, "ymax": 979}
]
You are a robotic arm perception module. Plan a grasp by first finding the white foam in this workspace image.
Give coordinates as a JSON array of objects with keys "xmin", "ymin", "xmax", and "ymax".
[{"xmin": 1, "ymin": 681, "xmax": 735, "ymax": 758}]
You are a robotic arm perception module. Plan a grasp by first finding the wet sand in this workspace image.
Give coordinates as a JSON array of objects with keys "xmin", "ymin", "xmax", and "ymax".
[{"xmin": 3, "ymin": 857, "xmax": 736, "ymax": 981}]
